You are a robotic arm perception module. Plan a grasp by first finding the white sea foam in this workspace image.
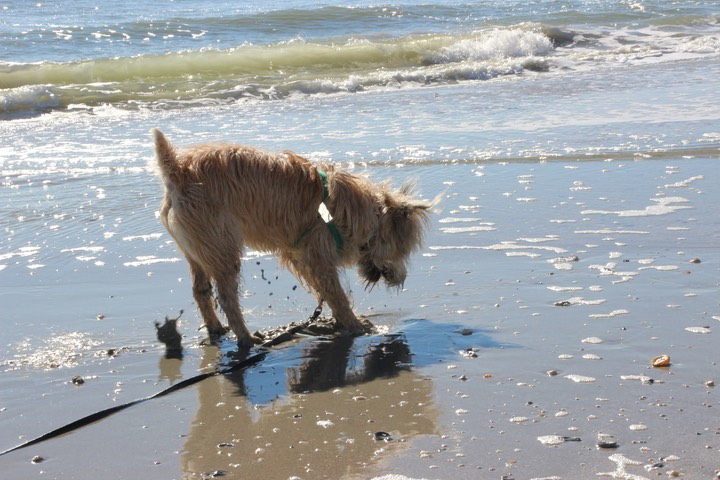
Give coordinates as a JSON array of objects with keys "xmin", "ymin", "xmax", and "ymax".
[
  {"xmin": 565, "ymin": 374, "xmax": 596, "ymax": 383},
  {"xmin": 440, "ymin": 225, "xmax": 496, "ymax": 233},
  {"xmin": 581, "ymin": 197, "xmax": 691, "ymax": 217},
  {"xmin": 123, "ymin": 256, "xmax": 180, "ymax": 267}
]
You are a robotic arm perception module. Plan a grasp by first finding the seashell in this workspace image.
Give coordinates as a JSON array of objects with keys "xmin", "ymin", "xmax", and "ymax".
[{"xmin": 651, "ymin": 354, "xmax": 671, "ymax": 367}]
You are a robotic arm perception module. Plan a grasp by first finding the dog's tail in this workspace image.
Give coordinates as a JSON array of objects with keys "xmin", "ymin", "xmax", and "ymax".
[{"xmin": 151, "ymin": 128, "xmax": 180, "ymax": 184}]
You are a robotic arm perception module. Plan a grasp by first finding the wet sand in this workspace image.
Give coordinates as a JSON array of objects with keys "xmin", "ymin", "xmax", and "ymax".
[{"xmin": 1, "ymin": 157, "xmax": 719, "ymax": 479}]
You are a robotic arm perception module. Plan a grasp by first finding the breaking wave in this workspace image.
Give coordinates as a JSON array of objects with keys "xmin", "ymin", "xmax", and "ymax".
[{"xmin": 0, "ymin": 27, "xmax": 553, "ymax": 115}]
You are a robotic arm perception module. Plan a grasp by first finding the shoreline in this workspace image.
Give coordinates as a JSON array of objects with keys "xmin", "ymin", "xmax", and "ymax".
[{"xmin": 2, "ymin": 157, "xmax": 719, "ymax": 479}]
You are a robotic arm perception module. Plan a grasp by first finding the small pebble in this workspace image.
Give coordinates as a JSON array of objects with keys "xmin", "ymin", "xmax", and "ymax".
[
  {"xmin": 597, "ymin": 440, "xmax": 619, "ymax": 449},
  {"xmin": 705, "ymin": 380, "xmax": 715, "ymax": 387},
  {"xmin": 201, "ymin": 470, "xmax": 227, "ymax": 478},
  {"xmin": 31, "ymin": 455, "xmax": 44, "ymax": 464},
  {"xmin": 459, "ymin": 348, "xmax": 479, "ymax": 358},
  {"xmin": 689, "ymin": 258, "xmax": 701, "ymax": 264},
  {"xmin": 71, "ymin": 376, "xmax": 85, "ymax": 386}
]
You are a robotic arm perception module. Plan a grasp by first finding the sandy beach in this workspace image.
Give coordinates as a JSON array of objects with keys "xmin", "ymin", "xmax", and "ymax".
[
  {"xmin": 2, "ymin": 1, "xmax": 720, "ymax": 478},
  {"xmin": 2, "ymin": 155, "xmax": 718, "ymax": 479}
]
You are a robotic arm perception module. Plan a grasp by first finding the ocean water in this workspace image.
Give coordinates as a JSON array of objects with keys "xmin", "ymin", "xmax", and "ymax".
[
  {"xmin": 2, "ymin": 2, "xmax": 720, "ymax": 477},
  {"xmin": 1, "ymin": 1, "xmax": 719, "ymax": 330},
  {"xmin": 2, "ymin": 0, "xmax": 720, "ymax": 154}
]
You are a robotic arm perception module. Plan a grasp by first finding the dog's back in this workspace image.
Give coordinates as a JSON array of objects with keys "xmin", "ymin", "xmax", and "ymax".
[{"xmin": 151, "ymin": 129, "xmax": 325, "ymax": 251}]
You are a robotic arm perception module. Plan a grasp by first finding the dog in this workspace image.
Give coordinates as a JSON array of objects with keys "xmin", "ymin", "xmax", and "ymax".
[{"xmin": 152, "ymin": 129, "xmax": 434, "ymax": 346}]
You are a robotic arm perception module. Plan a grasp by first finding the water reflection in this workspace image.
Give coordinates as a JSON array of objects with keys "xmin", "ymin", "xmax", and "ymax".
[
  {"xmin": 173, "ymin": 320, "xmax": 505, "ymax": 478},
  {"xmin": 288, "ymin": 333, "xmax": 412, "ymax": 393},
  {"xmin": 179, "ymin": 333, "xmax": 427, "ymax": 477}
]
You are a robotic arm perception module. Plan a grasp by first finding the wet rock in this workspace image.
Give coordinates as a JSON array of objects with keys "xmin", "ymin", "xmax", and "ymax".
[
  {"xmin": 71, "ymin": 375, "xmax": 85, "ymax": 386},
  {"xmin": 201, "ymin": 470, "xmax": 227, "ymax": 478},
  {"xmin": 374, "ymin": 431, "xmax": 393, "ymax": 442},
  {"xmin": 31, "ymin": 455, "xmax": 44, "ymax": 464},
  {"xmin": 537, "ymin": 435, "xmax": 581, "ymax": 445},
  {"xmin": 597, "ymin": 433, "xmax": 619, "ymax": 449},
  {"xmin": 459, "ymin": 348, "xmax": 479, "ymax": 358}
]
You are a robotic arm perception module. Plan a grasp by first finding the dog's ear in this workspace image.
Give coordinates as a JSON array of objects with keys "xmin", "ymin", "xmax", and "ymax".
[
  {"xmin": 393, "ymin": 180, "xmax": 438, "ymax": 218},
  {"xmin": 358, "ymin": 256, "xmax": 382, "ymax": 288},
  {"xmin": 400, "ymin": 199, "xmax": 434, "ymax": 218}
]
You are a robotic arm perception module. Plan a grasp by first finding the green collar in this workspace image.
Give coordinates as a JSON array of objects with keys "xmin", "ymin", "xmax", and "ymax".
[
  {"xmin": 318, "ymin": 170, "xmax": 343, "ymax": 250},
  {"xmin": 318, "ymin": 170, "xmax": 330, "ymax": 202},
  {"xmin": 292, "ymin": 170, "xmax": 343, "ymax": 250}
]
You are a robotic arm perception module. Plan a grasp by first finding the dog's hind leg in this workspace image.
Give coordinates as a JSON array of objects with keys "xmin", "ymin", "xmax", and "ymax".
[
  {"xmin": 188, "ymin": 258, "xmax": 226, "ymax": 336},
  {"xmin": 213, "ymin": 264, "xmax": 258, "ymax": 347}
]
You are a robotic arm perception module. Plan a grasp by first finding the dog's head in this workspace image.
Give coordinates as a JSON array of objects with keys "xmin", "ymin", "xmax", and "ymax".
[{"xmin": 358, "ymin": 181, "xmax": 434, "ymax": 290}]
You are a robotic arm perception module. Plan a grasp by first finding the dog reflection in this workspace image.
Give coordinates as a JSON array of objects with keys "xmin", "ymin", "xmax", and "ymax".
[
  {"xmin": 288, "ymin": 334, "xmax": 411, "ymax": 393},
  {"xmin": 179, "ymin": 335, "xmax": 436, "ymax": 478}
]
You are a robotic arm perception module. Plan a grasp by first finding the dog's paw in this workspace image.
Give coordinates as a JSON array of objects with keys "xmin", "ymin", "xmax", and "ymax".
[
  {"xmin": 205, "ymin": 324, "xmax": 230, "ymax": 336},
  {"xmin": 339, "ymin": 318, "xmax": 374, "ymax": 337},
  {"xmin": 360, "ymin": 317, "xmax": 375, "ymax": 332},
  {"xmin": 237, "ymin": 334, "xmax": 263, "ymax": 348}
]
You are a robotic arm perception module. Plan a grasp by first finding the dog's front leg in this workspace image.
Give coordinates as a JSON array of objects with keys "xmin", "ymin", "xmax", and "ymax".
[{"xmin": 292, "ymin": 256, "xmax": 367, "ymax": 336}]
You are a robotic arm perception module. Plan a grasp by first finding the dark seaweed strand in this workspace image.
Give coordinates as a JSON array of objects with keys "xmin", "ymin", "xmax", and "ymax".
[{"xmin": 0, "ymin": 315, "xmax": 318, "ymax": 457}]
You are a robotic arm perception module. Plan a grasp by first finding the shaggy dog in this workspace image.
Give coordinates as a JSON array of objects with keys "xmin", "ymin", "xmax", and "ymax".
[{"xmin": 152, "ymin": 129, "xmax": 433, "ymax": 346}]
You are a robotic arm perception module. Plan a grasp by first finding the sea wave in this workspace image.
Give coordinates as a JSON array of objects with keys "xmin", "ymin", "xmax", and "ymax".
[
  {"xmin": 1, "ymin": 20, "xmax": 719, "ymax": 117},
  {"xmin": 0, "ymin": 26, "xmax": 553, "ymax": 115}
]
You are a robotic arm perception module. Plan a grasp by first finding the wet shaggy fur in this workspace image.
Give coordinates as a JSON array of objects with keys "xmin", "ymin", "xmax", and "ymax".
[{"xmin": 152, "ymin": 129, "xmax": 434, "ymax": 346}]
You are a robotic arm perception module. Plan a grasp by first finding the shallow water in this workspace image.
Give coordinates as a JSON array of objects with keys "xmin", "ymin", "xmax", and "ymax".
[
  {"xmin": 3, "ymin": 156, "xmax": 719, "ymax": 478},
  {"xmin": 1, "ymin": 0, "xmax": 720, "ymax": 478}
]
